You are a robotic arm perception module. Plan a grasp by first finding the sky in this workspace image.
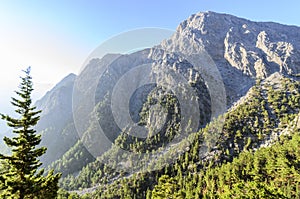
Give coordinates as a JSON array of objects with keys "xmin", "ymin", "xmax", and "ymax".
[{"xmin": 0, "ymin": 0, "xmax": 299, "ymax": 129}]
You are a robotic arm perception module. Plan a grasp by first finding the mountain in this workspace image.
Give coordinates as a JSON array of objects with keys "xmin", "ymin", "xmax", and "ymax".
[
  {"xmin": 160, "ymin": 11, "xmax": 300, "ymax": 103},
  {"xmin": 34, "ymin": 73, "xmax": 79, "ymax": 165},
  {"xmin": 69, "ymin": 76, "xmax": 299, "ymax": 198},
  {"xmin": 27, "ymin": 11, "xmax": 300, "ymax": 198},
  {"xmin": 35, "ymin": 73, "xmax": 76, "ymax": 119}
]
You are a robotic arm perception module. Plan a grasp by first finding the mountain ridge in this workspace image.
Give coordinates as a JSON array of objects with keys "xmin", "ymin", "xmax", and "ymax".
[
  {"xmin": 39, "ymin": 10, "xmax": 300, "ymax": 169},
  {"xmin": 22, "ymin": 11, "xmax": 300, "ymax": 198},
  {"xmin": 160, "ymin": 11, "xmax": 300, "ymax": 105},
  {"xmin": 34, "ymin": 72, "xmax": 78, "ymax": 165}
]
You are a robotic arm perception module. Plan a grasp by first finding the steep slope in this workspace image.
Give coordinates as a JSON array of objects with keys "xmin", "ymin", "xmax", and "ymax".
[
  {"xmin": 67, "ymin": 11, "xmax": 300, "ymax": 157},
  {"xmin": 44, "ymin": 55, "xmax": 122, "ymax": 174},
  {"xmin": 63, "ymin": 73, "xmax": 300, "ymax": 198},
  {"xmin": 34, "ymin": 12, "xmax": 300, "ymax": 191},
  {"xmin": 160, "ymin": 11, "xmax": 300, "ymax": 104},
  {"xmin": 35, "ymin": 73, "xmax": 79, "ymax": 165}
]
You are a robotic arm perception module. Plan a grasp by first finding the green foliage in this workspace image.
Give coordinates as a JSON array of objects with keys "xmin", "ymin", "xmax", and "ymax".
[
  {"xmin": 150, "ymin": 129, "xmax": 300, "ymax": 199},
  {"xmin": 151, "ymin": 175, "xmax": 185, "ymax": 198},
  {"xmin": 48, "ymin": 141, "xmax": 95, "ymax": 177},
  {"xmin": 56, "ymin": 189, "xmax": 85, "ymax": 199},
  {"xmin": 60, "ymin": 75, "xmax": 300, "ymax": 199},
  {"xmin": 0, "ymin": 68, "xmax": 61, "ymax": 199}
]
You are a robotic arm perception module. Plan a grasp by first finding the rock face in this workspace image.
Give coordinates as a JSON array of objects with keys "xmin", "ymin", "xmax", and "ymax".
[
  {"xmin": 36, "ymin": 11, "xmax": 300, "ymax": 168},
  {"xmin": 72, "ymin": 48, "xmax": 212, "ymax": 158},
  {"xmin": 160, "ymin": 11, "xmax": 300, "ymax": 103}
]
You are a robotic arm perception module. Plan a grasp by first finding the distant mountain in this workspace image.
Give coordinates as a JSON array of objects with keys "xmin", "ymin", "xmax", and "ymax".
[
  {"xmin": 35, "ymin": 73, "xmax": 79, "ymax": 165},
  {"xmin": 32, "ymin": 12, "xmax": 300, "ymax": 197},
  {"xmin": 36, "ymin": 73, "xmax": 76, "ymax": 118}
]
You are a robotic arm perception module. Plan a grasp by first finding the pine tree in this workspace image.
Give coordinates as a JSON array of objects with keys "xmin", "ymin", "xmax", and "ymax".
[{"xmin": 0, "ymin": 67, "xmax": 61, "ymax": 199}]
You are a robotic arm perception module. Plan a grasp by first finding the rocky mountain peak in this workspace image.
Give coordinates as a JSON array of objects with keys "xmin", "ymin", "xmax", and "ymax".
[
  {"xmin": 31, "ymin": 11, "xmax": 300, "ymax": 174},
  {"xmin": 160, "ymin": 11, "xmax": 300, "ymax": 105}
]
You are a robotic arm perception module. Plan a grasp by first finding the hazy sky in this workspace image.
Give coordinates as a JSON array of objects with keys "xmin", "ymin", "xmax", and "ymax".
[{"xmin": 0, "ymin": 0, "xmax": 299, "ymax": 129}]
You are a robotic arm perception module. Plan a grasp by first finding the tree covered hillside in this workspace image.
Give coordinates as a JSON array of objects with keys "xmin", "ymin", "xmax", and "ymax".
[{"xmin": 57, "ymin": 74, "xmax": 300, "ymax": 198}]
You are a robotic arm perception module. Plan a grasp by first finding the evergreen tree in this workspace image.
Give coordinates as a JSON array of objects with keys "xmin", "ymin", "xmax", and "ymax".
[{"xmin": 0, "ymin": 67, "xmax": 61, "ymax": 199}]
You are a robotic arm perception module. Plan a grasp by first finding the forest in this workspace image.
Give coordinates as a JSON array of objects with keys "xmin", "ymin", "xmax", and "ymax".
[{"xmin": 57, "ymin": 76, "xmax": 300, "ymax": 198}]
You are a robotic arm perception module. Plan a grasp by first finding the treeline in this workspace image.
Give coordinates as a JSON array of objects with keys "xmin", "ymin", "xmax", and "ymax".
[
  {"xmin": 58, "ymin": 76, "xmax": 300, "ymax": 198},
  {"xmin": 150, "ymin": 128, "xmax": 300, "ymax": 198}
]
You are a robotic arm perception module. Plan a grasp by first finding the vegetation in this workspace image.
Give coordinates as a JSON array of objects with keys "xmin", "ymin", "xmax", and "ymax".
[
  {"xmin": 150, "ymin": 129, "xmax": 300, "ymax": 198},
  {"xmin": 57, "ymin": 76, "xmax": 299, "ymax": 199},
  {"xmin": 0, "ymin": 68, "xmax": 61, "ymax": 199},
  {"xmin": 1, "ymin": 68, "xmax": 299, "ymax": 199},
  {"xmin": 48, "ymin": 140, "xmax": 95, "ymax": 177}
]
